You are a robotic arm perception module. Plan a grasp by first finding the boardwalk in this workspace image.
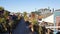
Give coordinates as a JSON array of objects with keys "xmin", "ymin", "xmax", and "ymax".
[
  {"xmin": 0, "ymin": 17, "xmax": 32, "ymax": 34},
  {"xmin": 12, "ymin": 18, "xmax": 32, "ymax": 34}
]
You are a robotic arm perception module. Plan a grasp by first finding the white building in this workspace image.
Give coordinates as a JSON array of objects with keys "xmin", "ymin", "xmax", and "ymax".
[{"xmin": 38, "ymin": 8, "xmax": 51, "ymax": 15}]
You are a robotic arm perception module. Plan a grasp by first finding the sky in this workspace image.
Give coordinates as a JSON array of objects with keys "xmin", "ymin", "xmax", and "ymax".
[{"xmin": 0, "ymin": 0, "xmax": 60, "ymax": 13}]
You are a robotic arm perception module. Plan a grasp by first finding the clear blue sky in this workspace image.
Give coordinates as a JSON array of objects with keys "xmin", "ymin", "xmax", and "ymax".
[{"xmin": 0, "ymin": 0, "xmax": 60, "ymax": 13}]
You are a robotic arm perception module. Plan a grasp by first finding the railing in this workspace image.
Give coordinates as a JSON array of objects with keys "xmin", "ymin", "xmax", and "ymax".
[{"xmin": 46, "ymin": 26, "xmax": 60, "ymax": 28}]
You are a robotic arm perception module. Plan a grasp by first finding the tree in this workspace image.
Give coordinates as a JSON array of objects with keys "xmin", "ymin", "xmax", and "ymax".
[
  {"xmin": 31, "ymin": 12, "xmax": 36, "ymax": 18},
  {"xmin": 0, "ymin": 7, "xmax": 4, "ymax": 16},
  {"xmin": 23, "ymin": 12, "xmax": 27, "ymax": 17},
  {"xmin": 23, "ymin": 12, "xmax": 28, "ymax": 21},
  {"xmin": 3, "ymin": 10, "xmax": 10, "ymax": 18},
  {"xmin": 16, "ymin": 12, "xmax": 21, "ymax": 20},
  {"xmin": 0, "ymin": 6, "xmax": 4, "ymax": 11}
]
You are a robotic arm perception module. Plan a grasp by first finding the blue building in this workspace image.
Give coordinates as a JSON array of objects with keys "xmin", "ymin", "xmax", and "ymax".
[{"xmin": 54, "ymin": 9, "xmax": 60, "ymax": 34}]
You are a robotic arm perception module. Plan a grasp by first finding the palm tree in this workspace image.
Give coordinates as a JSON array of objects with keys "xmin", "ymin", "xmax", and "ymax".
[
  {"xmin": 29, "ymin": 12, "xmax": 38, "ymax": 32},
  {"xmin": 31, "ymin": 12, "xmax": 36, "ymax": 18},
  {"xmin": 23, "ymin": 12, "xmax": 27, "ymax": 17},
  {"xmin": 3, "ymin": 10, "xmax": 10, "ymax": 18},
  {"xmin": 0, "ymin": 7, "xmax": 4, "ymax": 16},
  {"xmin": 23, "ymin": 12, "xmax": 28, "ymax": 21},
  {"xmin": 16, "ymin": 12, "xmax": 21, "ymax": 20},
  {"xmin": 0, "ymin": 6, "xmax": 4, "ymax": 11}
]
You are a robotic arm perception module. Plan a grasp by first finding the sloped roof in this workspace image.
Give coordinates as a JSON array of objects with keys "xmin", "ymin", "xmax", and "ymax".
[{"xmin": 42, "ymin": 14, "xmax": 54, "ymax": 23}]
